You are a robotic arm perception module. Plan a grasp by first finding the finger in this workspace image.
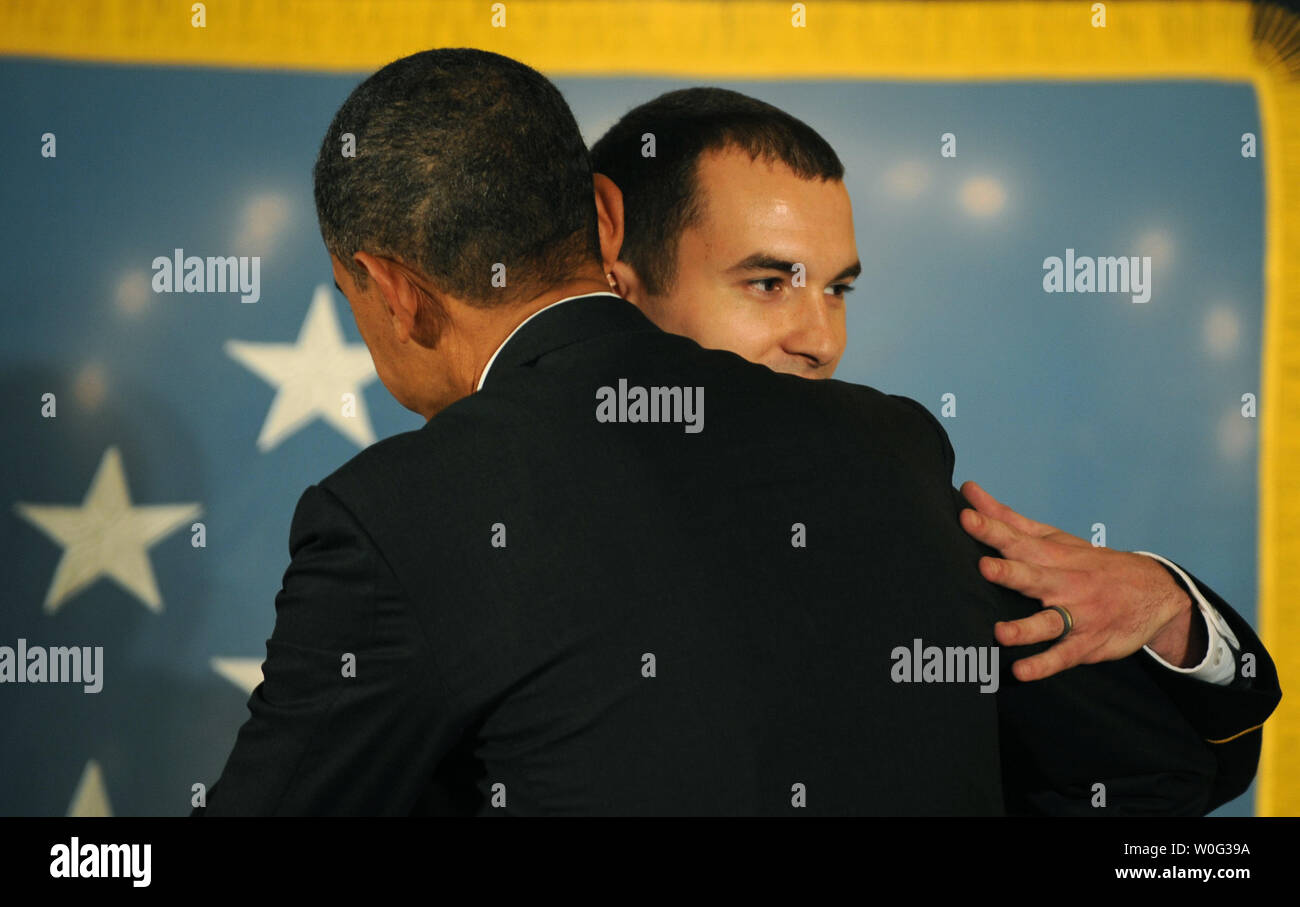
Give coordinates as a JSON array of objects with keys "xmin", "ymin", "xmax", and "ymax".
[
  {"xmin": 961, "ymin": 509, "xmax": 1060, "ymax": 566},
  {"xmin": 1009, "ymin": 637, "xmax": 1093, "ymax": 682},
  {"xmin": 978, "ymin": 556, "xmax": 1060, "ymax": 600},
  {"xmin": 960, "ymin": 481, "xmax": 1064, "ymax": 540},
  {"xmin": 961, "ymin": 481, "xmax": 1094, "ymax": 551},
  {"xmin": 994, "ymin": 607, "xmax": 1071, "ymax": 648}
]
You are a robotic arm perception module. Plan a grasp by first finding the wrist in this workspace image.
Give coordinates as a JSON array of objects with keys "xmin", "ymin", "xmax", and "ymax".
[{"xmin": 1147, "ymin": 584, "xmax": 1205, "ymax": 667}]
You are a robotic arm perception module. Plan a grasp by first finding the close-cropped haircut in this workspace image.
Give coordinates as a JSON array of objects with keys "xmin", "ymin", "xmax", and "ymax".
[
  {"xmin": 313, "ymin": 47, "xmax": 600, "ymax": 305},
  {"xmin": 589, "ymin": 87, "xmax": 844, "ymax": 297}
]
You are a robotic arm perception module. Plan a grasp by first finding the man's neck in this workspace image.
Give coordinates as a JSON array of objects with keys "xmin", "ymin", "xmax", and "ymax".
[{"xmin": 466, "ymin": 274, "xmax": 614, "ymax": 391}]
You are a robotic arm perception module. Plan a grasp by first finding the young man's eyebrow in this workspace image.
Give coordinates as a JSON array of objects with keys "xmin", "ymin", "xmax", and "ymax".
[
  {"xmin": 333, "ymin": 280, "xmax": 343, "ymax": 294},
  {"xmin": 728, "ymin": 253, "xmax": 862, "ymax": 282},
  {"xmin": 728, "ymin": 253, "xmax": 800, "ymax": 273},
  {"xmin": 832, "ymin": 261, "xmax": 862, "ymax": 282}
]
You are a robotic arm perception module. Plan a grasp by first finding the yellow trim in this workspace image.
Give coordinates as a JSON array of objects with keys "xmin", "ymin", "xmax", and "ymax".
[
  {"xmin": 1, "ymin": 0, "xmax": 1296, "ymax": 814},
  {"xmin": 1254, "ymin": 32, "xmax": 1300, "ymax": 821},
  {"xmin": 1207, "ymin": 723, "xmax": 1265, "ymax": 746},
  {"xmin": 0, "ymin": 0, "xmax": 1265, "ymax": 77}
]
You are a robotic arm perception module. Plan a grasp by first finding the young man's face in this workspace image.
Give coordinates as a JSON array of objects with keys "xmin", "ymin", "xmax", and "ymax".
[{"xmin": 630, "ymin": 146, "xmax": 859, "ymax": 378}]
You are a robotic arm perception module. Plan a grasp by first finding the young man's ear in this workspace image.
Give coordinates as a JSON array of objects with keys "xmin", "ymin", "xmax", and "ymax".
[
  {"xmin": 592, "ymin": 173, "xmax": 650, "ymax": 306},
  {"xmin": 593, "ymin": 173, "xmax": 626, "ymax": 278},
  {"xmin": 607, "ymin": 259, "xmax": 649, "ymax": 307}
]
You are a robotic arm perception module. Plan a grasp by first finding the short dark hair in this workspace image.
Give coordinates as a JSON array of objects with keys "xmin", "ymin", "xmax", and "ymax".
[
  {"xmin": 313, "ymin": 48, "xmax": 600, "ymax": 305},
  {"xmin": 589, "ymin": 87, "xmax": 844, "ymax": 297}
]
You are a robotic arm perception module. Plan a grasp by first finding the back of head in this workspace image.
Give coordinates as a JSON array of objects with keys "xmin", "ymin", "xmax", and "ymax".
[
  {"xmin": 313, "ymin": 47, "xmax": 600, "ymax": 305},
  {"xmin": 589, "ymin": 87, "xmax": 844, "ymax": 297}
]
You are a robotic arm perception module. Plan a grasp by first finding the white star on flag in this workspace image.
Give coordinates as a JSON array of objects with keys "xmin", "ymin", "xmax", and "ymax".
[
  {"xmin": 225, "ymin": 284, "xmax": 379, "ymax": 451},
  {"xmin": 67, "ymin": 759, "xmax": 113, "ymax": 817},
  {"xmin": 14, "ymin": 446, "xmax": 201, "ymax": 614},
  {"xmin": 211, "ymin": 656, "xmax": 264, "ymax": 694}
]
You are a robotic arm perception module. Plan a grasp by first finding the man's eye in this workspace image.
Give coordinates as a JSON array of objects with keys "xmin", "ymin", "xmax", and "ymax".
[
  {"xmin": 826, "ymin": 283, "xmax": 856, "ymax": 298},
  {"xmin": 749, "ymin": 277, "xmax": 783, "ymax": 293}
]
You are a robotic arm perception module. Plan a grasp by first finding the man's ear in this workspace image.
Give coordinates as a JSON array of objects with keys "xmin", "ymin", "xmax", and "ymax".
[
  {"xmin": 592, "ymin": 173, "xmax": 653, "ymax": 306},
  {"xmin": 593, "ymin": 173, "xmax": 625, "ymax": 276},
  {"xmin": 608, "ymin": 259, "xmax": 649, "ymax": 308},
  {"xmin": 353, "ymin": 251, "xmax": 425, "ymax": 343}
]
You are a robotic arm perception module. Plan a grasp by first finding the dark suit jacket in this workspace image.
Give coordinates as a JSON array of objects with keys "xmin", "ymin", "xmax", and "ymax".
[{"xmin": 195, "ymin": 294, "xmax": 1280, "ymax": 815}]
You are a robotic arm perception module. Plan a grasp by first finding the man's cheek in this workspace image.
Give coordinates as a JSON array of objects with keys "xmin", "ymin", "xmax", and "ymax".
[{"xmin": 731, "ymin": 320, "xmax": 782, "ymax": 367}]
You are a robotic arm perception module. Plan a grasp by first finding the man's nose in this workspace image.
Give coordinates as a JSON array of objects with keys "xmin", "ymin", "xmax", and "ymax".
[{"xmin": 782, "ymin": 291, "xmax": 841, "ymax": 373}]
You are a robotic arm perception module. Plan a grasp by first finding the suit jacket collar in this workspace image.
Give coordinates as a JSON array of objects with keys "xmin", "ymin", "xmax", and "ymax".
[{"xmin": 478, "ymin": 293, "xmax": 660, "ymax": 390}]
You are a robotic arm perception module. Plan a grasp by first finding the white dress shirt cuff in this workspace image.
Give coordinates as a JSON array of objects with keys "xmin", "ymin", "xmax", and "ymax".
[{"xmin": 1134, "ymin": 551, "xmax": 1239, "ymax": 686}]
